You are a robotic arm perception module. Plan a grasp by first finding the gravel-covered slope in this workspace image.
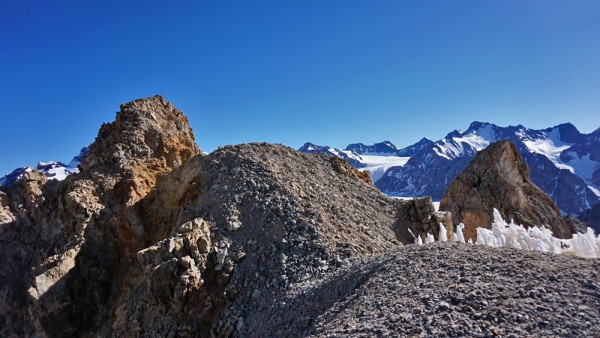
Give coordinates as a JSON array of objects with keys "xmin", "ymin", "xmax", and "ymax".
[
  {"xmin": 172, "ymin": 143, "xmax": 401, "ymax": 337},
  {"xmin": 304, "ymin": 242, "xmax": 600, "ymax": 338}
]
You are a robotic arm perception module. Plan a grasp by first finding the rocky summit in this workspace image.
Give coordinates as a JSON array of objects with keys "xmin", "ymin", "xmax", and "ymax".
[
  {"xmin": 440, "ymin": 140, "xmax": 572, "ymax": 241},
  {"xmin": 1, "ymin": 96, "xmax": 599, "ymax": 337}
]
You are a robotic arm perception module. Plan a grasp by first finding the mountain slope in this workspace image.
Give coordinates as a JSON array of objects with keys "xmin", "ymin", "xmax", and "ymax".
[
  {"xmin": 440, "ymin": 140, "xmax": 571, "ymax": 240},
  {"xmin": 0, "ymin": 96, "xmax": 400, "ymax": 337},
  {"xmin": 308, "ymin": 121, "xmax": 600, "ymax": 215},
  {"xmin": 298, "ymin": 143, "xmax": 365, "ymax": 168},
  {"xmin": 1, "ymin": 97, "xmax": 598, "ymax": 337}
]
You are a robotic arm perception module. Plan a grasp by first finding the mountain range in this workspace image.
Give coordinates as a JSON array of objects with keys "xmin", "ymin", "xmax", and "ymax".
[
  {"xmin": 300, "ymin": 122, "xmax": 600, "ymax": 216},
  {"xmin": 0, "ymin": 148, "xmax": 87, "ymax": 187},
  {"xmin": 1, "ymin": 96, "xmax": 599, "ymax": 336},
  {"xmin": 2, "ymin": 121, "xmax": 599, "ymax": 216}
]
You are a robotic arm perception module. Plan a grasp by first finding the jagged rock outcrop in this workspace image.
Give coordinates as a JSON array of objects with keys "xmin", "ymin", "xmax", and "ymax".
[
  {"xmin": 565, "ymin": 214, "xmax": 588, "ymax": 234},
  {"xmin": 0, "ymin": 191, "xmax": 14, "ymax": 224},
  {"xmin": 0, "ymin": 95, "xmax": 403, "ymax": 337},
  {"xmin": 0, "ymin": 95, "xmax": 202, "ymax": 337},
  {"xmin": 440, "ymin": 140, "xmax": 572, "ymax": 241},
  {"xmin": 2, "ymin": 96, "xmax": 600, "ymax": 338},
  {"xmin": 395, "ymin": 196, "xmax": 453, "ymax": 243}
]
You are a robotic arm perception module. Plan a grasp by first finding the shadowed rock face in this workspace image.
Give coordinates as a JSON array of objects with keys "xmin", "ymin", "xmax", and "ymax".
[
  {"xmin": 0, "ymin": 95, "xmax": 202, "ymax": 337},
  {"xmin": 440, "ymin": 140, "xmax": 572, "ymax": 241},
  {"xmin": 2, "ymin": 97, "xmax": 597, "ymax": 338},
  {"xmin": 394, "ymin": 196, "xmax": 453, "ymax": 243},
  {"xmin": 579, "ymin": 203, "xmax": 600, "ymax": 233}
]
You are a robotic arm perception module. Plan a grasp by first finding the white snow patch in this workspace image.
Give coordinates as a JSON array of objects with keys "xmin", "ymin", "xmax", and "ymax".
[
  {"xmin": 523, "ymin": 138, "xmax": 572, "ymax": 170},
  {"xmin": 37, "ymin": 161, "xmax": 80, "ymax": 182},
  {"xmin": 562, "ymin": 153, "xmax": 600, "ymax": 189},
  {"xmin": 327, "ymin": 147, "xmax": 339, "ymax": 157},
  {"xmin": 438, "ymin": 223, "xmax": 448, "ymax": 242},
  {"xmin": 434, "ymin": 133, "xmax": 491, "ymax": 160},
  {"xmin": 338, "ymin": 149, "xmax": 364, "ymax": 164},
  {"xmin": 419, "ymin": 208, "xmax": 600, "ymax": 259},
  {"xmin": 475, "ymin": 208, "xmax": 600, "ymax": 258},
  {"xmin": 588, "ymin": 185, "xmax": 600, "ymax": 198}
]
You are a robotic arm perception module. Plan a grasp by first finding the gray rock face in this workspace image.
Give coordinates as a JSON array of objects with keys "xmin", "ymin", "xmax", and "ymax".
[
  {"xmin": 395, "ymin": 196, "xmax": 453, "ymax": 243},
  {"xmin": 565, "ymin": 214, "xmax": 588, "ymax": 234},
  {"xmin": 579, "ymin": 203, "xmax": 600, "ymax": 233},
  {"xmin": 440, "ymin": 140, "xmax": 571, "ymax": 241}
]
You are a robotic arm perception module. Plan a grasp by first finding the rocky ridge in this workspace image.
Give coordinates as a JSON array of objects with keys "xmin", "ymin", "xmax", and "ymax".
[
  {"xmin": 0, "ymin": 96, "xmax": 598, "ymax": 337},
  {"xmin": 0, "ymin": 96, "xmax": 402, "ymax": 337}
]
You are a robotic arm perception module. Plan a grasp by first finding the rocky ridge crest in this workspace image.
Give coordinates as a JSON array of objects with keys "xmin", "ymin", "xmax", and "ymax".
[{"xmin": 0, "ymin": 96, "xmax": 402, "ymax": 337}]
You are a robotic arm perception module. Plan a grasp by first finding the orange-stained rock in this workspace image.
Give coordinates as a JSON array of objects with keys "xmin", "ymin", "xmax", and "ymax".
[{"xmin": 440, "ymin": 140, "xmax": 571, "ymax": 241}]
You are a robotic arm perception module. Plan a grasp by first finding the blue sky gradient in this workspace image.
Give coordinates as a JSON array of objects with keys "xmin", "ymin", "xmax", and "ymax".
[{"xmin": 1, "ymin": 1, "xmax": 599, "ymax": 175}]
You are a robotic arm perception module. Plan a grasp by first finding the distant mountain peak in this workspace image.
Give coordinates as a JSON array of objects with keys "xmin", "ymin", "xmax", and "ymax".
[
  {"xmin": 0, "ymin": 148, "xmax": 89, "ymax": 187},
  {"xmin": 443, "ymin": 129, "xmax": 462, "ymax": 139},
  {"xmin": 299, "ymin": 142, "xmax": 364, "ymax": 168},
  {"xmin": 299, "ymin": 142, "xmax": 319, "ymax": 152},
  {"xmin": 466, "ymin": 121, "xmax": 492, "ymax": 131},
  {"xmin": 345, "ymin": 141, "xmax": 398, "ymax": 155}
]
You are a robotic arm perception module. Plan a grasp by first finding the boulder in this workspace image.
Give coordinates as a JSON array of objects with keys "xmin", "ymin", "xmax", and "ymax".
[
  {"xmin": 564, "ymin": 214, "xmax": 587, "ymax": 234},
  {"xmin": 395, "ymin": 196, "xmax": 453, "ymax": 243}
]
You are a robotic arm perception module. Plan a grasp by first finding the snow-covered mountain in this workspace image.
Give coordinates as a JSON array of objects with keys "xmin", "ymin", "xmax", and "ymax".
[
  {"xmin": 346, "ymin": 141, "xmax": 399, "ymax": 155},
  {"xmin": 299, "ymin": 122, "xmax": 600, "ymax": 215},
  {"xmin": 298, "ymin": 142, "xmax": 365, "ymax": 168},
  {"xmin": 299, "ymin": 142, "xmax": 410, "ymax": 182},
  {"xmin": 0, "ymin": 147, "xmax": 88, "ymax": 187}
]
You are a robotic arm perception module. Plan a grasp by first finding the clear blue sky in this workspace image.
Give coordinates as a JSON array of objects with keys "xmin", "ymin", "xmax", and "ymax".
[{"xmin": 1, "ymin": 0, "xmax": 599, "ymax": 175}]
